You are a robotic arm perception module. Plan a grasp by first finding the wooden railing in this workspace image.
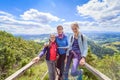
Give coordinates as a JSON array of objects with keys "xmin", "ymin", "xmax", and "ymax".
[
  {"xmin": 5, "ymin": 61, "xmax": 111, "ymax": 80},
  {"xmin": 5, "ymin": 61, "xmax": 36, "ymax": 80},
  {"xmin": 84, "ymin": 63, "xmax": 111, "ymax": 80}
]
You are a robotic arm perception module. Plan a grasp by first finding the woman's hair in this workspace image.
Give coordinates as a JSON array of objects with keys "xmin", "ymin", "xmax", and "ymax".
[
  {"xmin": 57, "ymin": 25, "xmax": 63, "ymax": 29},
  {"xmin": 71, "ymin": 22, "xmax": 79, "ymax": 29}
]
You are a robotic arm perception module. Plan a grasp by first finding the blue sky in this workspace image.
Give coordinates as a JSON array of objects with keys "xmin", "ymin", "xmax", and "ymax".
[
  {"xmin": 0, "ymin": 0, "xmax": 89, "ymax": 20},
  {"xmin": 0, "ymin": 0, "xmax": 120, "ymax": 34}
]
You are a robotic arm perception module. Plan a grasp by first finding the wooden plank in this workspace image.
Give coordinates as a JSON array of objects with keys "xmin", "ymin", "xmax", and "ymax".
[
  {"xmin": 5, "ymin": 61, "xmax": 36, "ymax": 80},
  {"xmin": 84, "ymin": 63, "xmax": 111, "ymax": 80}
]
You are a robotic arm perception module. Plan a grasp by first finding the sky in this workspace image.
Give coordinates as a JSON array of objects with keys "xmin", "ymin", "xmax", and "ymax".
[{"xmin": 0, "ymin": 0, "xmax": 120, "ymax": 34}]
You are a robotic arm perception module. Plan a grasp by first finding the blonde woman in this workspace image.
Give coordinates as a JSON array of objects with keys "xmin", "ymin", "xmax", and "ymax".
[{"xmin": 64, "ymin": 23, "xmax": 88, "ymax": 80}]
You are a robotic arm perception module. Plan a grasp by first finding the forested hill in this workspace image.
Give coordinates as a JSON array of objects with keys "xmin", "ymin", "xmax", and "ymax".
[
  {"xmin": 0, "ymin": 31, "xmax": 42, "ymax": 80},
  {"xmin": 88, "ymin": 40, "xmax": 119, "ymax": 57},
  {"xmin": 102, "ymin": 42, "xmax": 120, "ymax": 52}
]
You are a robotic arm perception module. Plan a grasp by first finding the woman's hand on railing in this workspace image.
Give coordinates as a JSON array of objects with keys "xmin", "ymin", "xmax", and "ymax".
[
  {"xmin": 79, "ymin": 57, "xmax": 85, "ymax": 66},
  {"xmin": 32, "ymin": 56, "xmax": 40, "ymax": 63}
]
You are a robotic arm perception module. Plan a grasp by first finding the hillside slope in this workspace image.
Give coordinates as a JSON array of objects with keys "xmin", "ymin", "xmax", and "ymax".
[{"xmin": 0, "ymin": 31, "xmax": 42, "ymax": 80}]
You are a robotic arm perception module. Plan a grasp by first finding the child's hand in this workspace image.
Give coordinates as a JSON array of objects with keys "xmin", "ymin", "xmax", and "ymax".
[
  {"xmin": 44, "ymin": 42, "xmax": 49, "ymax": 47},
  {"xmin": 57, "ymin": 55, "xmax": 59, "ymax": 60},
  {"xmin": 32, "ymin": 57, "xmax": 40, "ymax": 63},
  {"xmin": 64, "ymin": 48, "xmax": 68, "ymax": 51}
]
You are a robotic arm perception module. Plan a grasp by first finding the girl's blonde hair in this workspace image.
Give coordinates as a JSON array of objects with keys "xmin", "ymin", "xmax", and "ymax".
[{"xmin": 71, "ymin": 22, "xmax": 79, "ymax": 29}]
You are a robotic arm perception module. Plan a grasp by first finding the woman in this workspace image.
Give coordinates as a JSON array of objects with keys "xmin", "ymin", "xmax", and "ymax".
[
  {"xmin": 64, "ymin": 23, "xmax": 88, "ymax": 80},
  {"xmin": 33, "ymin": 34, "xmax": 57, "ymax": 80},
  {"xmin": 56, "ymin": 25, "xmax": 68, "ymax": 80}
]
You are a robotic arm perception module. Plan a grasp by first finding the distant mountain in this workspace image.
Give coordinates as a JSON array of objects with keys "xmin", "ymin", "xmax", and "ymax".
[
  {"xmin": 14, "ymin": 31, "xmax": 120, "ymax": 44},
  {"xmin": 84, "ymin": 31, "xmax": 120, "ymax": 44},
  {"xmin": 14, "ymin": 34, "xmax": 49, "ymax": 40}
]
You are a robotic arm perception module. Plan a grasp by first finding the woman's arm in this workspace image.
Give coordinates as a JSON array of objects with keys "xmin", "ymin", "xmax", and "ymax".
[
  {"xmin": 81, "ymin": 36, "xmax": 88, "ymax": 57},
  {"xmin": 80, "ymin": 35, "xmax": 88, "ymax": 66},
  {"xmin": 66, "ymin": 35, "xmax": 73, "ymax": 56}
]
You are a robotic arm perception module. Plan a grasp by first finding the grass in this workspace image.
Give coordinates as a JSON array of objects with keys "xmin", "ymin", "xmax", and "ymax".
[{"xmin": 18, "ymin": 61, "xmax": 48, "ymax": 80}]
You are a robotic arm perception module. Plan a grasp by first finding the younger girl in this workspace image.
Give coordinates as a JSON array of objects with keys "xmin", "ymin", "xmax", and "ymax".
[{"xmin": 33, "ymin": 34, "xmax": 58, "ymax": 80}]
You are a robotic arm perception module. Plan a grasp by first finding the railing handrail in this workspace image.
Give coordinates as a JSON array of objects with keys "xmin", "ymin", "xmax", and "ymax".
[
  {"xmin": 5, "ymin": 61, "xmax": 111, "ymax": 80},
  {"xmin": 84, "ymin": 63, "xmax": 111, "ymax": 80},
  {"xmin": 5, "ymin": 61, "xmax": 35, "ymax": 80}
]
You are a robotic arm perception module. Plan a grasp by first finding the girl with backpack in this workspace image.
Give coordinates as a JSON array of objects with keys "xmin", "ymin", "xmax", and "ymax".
[
  {"xmin": 64, "ymin": 23, "xmax": 88, "ymax": 80},
  {"xmin": 33, "ymin": 34, "xmax": 58, "ymax": 80}
]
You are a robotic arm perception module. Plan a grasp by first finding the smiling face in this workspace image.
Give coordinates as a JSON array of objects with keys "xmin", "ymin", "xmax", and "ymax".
[
  {"xmin": 50, "ymin": 34, "xmax": 56, "ymax": 42},
  {"xmin": 57, "ymin": 25, "xmax": 63, "ymax": 34},
  {"xmin": 71, "ymin": 23, "xmax": 79, "ymax": 34}
]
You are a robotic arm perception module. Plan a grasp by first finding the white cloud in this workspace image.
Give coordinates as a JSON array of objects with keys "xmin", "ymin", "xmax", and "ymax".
[
  {"xmin": 0, "ymin": 11, "xmax": 14, "ymax": 18},
  {"xmin": 77, "ymin": 0, "xmax": 120, "ymax": 21},
  {"xmin": 0, "ymin": 10, "xmax": 60, "ymax": 34},
  {"xmin": 61, "ymin": 19, "xmax": 65, "ymax": 22},
  {"xmin": 76, "ymin": 0, "xmax": 120, "ymax": 32},
  {"xmin": 0, "ymin": 22, "xmax": 56, "ymax": 34},
  {"xmin": 20, "ymin": 9, "xmax": 61, "ymax": 23},
  {"xmin": 62, "ymin": 20, "xmax": 120, "ymax": 33}
]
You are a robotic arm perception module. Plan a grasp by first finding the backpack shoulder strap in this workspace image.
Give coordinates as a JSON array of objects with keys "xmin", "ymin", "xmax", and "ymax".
[
  {"xmin": 71, "ymin": 34, "xmax": 83, "ymax": 43},
  {"xmin": 81, "ymin": 34, "xmax": 83, "ymax": 42},
  {"xmin": 70, "ymin": 35, "xmax": 73, "ymax": 42}
]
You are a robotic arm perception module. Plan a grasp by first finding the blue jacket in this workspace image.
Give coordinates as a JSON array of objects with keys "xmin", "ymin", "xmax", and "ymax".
[
  {"xmin": 66, "ymin": 33, "xmax": 88, "ymax": 57},
  {"xmin": 56, "ymin": 35, "xmax": 68, "ymax": 54}
]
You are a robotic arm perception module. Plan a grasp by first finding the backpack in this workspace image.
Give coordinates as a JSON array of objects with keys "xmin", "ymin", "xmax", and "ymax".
[{"xmin": 71, "ymin": 34, "xmax": 84, "ymax": 43}]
